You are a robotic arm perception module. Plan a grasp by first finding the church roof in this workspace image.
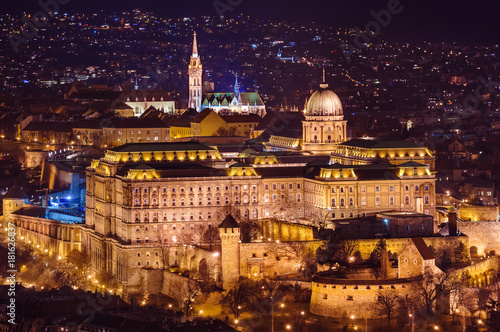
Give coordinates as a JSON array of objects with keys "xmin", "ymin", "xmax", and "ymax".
[
  {"xmin": 218, "ymin": 214, "xmax": 240, "ymax": 228},
  {"xmin": 3, "ymin": 185, "xmax": 29, "ymax": 199},
  {"xmin": 202, "ymin": 92, "xmax": 264, "ymax": 106}
]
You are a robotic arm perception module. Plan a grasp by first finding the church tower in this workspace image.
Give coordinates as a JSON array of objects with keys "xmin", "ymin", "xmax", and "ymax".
[
  {"xmin": 218, "ymin": 214, "xmax": 240, "ymax": 290},
  {"xmin": 188, "ymin": 32, "xmax": 203, "ymax": 111},
  {"xmin": 302, "ymin": 70, "xmax": 348, "ymax": 154}
]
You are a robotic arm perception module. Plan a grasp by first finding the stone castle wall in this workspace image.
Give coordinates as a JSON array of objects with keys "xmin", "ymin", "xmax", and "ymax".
[
  {"xmin": 239, "ymin": 240, "xmax": 323, "ymax": 279},
  {"xmin": 310, "ymin": 277, "xmax": 420, "ymax": 319},
  {"xmin": 354, "ymin": 236, "xmax": 468, "ymax": 266},
  {"xmin": 458, "ymin": 206, "xmax": 499, "ymax": 222},
  {"xmin": 458, "ymin": 221, "xmax": 500, "ymax": 256}
]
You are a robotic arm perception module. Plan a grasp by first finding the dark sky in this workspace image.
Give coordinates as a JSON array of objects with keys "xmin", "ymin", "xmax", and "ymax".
[{"xmin": 2, "ymin": 0, "xmax": 499, "ymax": 43}]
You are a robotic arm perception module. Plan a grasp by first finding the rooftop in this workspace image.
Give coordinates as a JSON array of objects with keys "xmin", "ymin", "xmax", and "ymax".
[
  {"xmin": 109, "ymin": 141, "xmax": 216, "ymax": 153},
  {"xmin": 340, "ymin": 138, "xmax": 426, "ymax": 149}
]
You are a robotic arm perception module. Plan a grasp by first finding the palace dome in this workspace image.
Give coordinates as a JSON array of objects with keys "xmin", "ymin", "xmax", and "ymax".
[{"xmin": 306, "ymin": 83, "xmax": 343, "ymax": 116}]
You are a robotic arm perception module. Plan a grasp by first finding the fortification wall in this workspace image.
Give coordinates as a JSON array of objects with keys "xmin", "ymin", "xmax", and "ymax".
[
  {"xmin": 310, "ymin": 278, "xmax": 418, "ymax": 319},
  {"xmin": 458, "ymin": 222, "xmax": 500, "ymax": 255},
  {"xmin": 354, "ymin": 237, "xmax": 467, "ymax": 259},
  {"xmin": 458, "ymin": 206, "xmax": 498, "ymax": 222},
  {"xmin": 239, "ymin": 240, "xmax": 323, "ymax": 278}
]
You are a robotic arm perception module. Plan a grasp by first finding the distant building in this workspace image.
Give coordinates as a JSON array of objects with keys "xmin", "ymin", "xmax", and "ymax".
[{"xmin": 188, "ymin": 33, "xmax": 266, "ymax": 116}]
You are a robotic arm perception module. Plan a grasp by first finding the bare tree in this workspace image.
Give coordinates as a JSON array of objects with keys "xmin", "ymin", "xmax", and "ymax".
[
  {"xmin": 376, "ymin": 289, "xmax": 400, "ymax": 327},
  {"xmin": 223, "ymin": 279, "xmax": 253, "ymax": 318},
  {"xmin": 312, "ymin": 209, "xmax": 333, "ymax": 232},
  {"xmin": 178, "ymin": 282, "xmax": 200, "ymax": 316},
  {"xmin": 239, "ymin": 220, "xmax": 261, "ymax": 243},
  {"xmin": 66, "ymin": 249, "xmax": 90, "ymax": 274},
  {"xmin": 202, "ymin": 227, "xmax": 220, "ymax": 251},
  {"xmin": 414, "ymin": 267, "xmax": 457, "ymax": 315}
]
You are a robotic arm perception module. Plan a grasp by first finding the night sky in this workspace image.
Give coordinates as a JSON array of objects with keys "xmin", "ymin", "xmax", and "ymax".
[{"xmin": 1, "ymin": 0, "xmax": 500, "ymax": 43}]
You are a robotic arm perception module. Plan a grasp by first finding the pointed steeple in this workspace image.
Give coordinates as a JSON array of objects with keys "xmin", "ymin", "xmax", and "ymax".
[
  {"xmin": 234, "ymin": 74, "xmax": 240, "ymax": 96},
  {"xmin": 192, "ymin": 31, "xmax": 198, "ymax": 58}
]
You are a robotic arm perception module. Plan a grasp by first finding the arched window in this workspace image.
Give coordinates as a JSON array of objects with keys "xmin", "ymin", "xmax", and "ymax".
[
  {"xmin": 235, "ymin": 210, "xmax": 241, "ymax": 218},
  {"xmin": 243, "ymin": 196, "xmax": 248, "ymax": 204},
  {"xmin": 135, "ymin": 199, "xmax": 139, "ymax": 206},
  {"xmin": 424, "ymin": 195, "xmax": 429, "ymax": 204},
  {"xmin": 252, "ymin": 195, "xmax": 257, "ymax": 203},
  {"xmin": 225, "ymin": 196, "xmax": 230, "ymax": 205},
  {"xmin": 314, "ymin": 135, "xmax": 318, "ymax": 142},
  {"xmin": 252, "ymin": 209, "xmax": 258, "ymax": 219},
  {"xmin": 198, "ymin": 196, "xmax": 203, "ymax": 205},
  {"xmin": 189, "ymin": 197, "xmax": 194, "ymax": 206},
  {"xmin": 331, "ymin": 198, "xmax": 336, "ymax": 207},
  {"xmin": 152, "ymin": 198, "xmax": 157, "ymax": 205},
  {"xmin": 144, "ymin": 198, "xmax": 148, "ymax": 205},
  {"xmin": 216, "ymin": 196, "xmax": 220, "ymax": 205},
  {"xmin": 135, "ymin": 212, "xmax": 140, "ymax": 221},
  {"xmin": 207, "ymin": 212, "xmax": 212, "ymax": 219},
  {"xmin": 180, "ymin": 197, "xmax": 185, "ymax": 206},
  {"xmin": 340, "ymin": 198, "xmax": 345, "ymax": 207},
  {"xmin": 405, "ymin": 195, "xmax": 410, "ymax": 205},
  {"xmin": 199, "ymin": 211, "xmax": 203, "ymax": 220},
  {"xmin": 207, "ymin": 196, "xmax": 212, "ymax": 205},
  {"xmin": 327, "ymin": 135, "xmax": 331, "ymax": 142},
  {"xmin": 235, "ymin": 196, "xmax": 240, "ymax": 204},
  {"xmin": 415, "ymin": 185, "xmax": 419, "ymax": 191},
  {"xmin": 171, "ymin": 198, "xmax": 176, "ymax": 206},
  {"xmin": 162, "ymin": 198, "xmax": 167, "ymax": 206},
  {"xmin": 349, "ymin": 197, "xmax": 354, "ymax": 206}
]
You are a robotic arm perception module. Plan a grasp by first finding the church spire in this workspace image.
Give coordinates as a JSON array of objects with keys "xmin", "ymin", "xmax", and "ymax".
[
  {"xmin": 192, "ymin": 31, "xmax": 198, "ymax": 58},
  {"xmin": 234, "ymin": 74, "xmax": 240, "ymax": 96}
]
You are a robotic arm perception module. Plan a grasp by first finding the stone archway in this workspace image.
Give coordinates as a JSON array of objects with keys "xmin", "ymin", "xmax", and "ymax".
[
  {"xmin": 470, "ymin": 246, "xmax": 478, "ymax": 257},
  {"xmin": 250, "ymin": 265, "xmax": 260, "ymax": 278}
]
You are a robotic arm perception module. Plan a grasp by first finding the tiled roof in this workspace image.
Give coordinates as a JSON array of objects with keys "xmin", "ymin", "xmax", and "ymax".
[
  {"xmin": 12, "ymin": 207, "xmax": 46, "ymax": 218},
  {"xmin": 23, "ymin": 121, "xmax": 73, "ymax": 132},
  {"xmin": 219, "ymin": 214, "xmax": 240, "ymax": 228},
  {"xmin": 121, "ymin": 89, "xmax": 174, "ymax": 102},
  {"xmin": 412, "ymin": 237, "xmax": 435, "ymax": 260},
  {"xmin": 222, "ymin": 114, "xmax": 262, "ymax": 123},
  {"xmin": 3, "ymin": 185, "xmax": 29, "ymax": 199},
  {"xmin": 191, "ymin": 109, "xmax": 216, "ymax": 123}
]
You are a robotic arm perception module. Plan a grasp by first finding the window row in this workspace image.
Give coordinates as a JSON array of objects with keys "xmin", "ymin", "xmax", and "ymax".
[
  {"xmin": 134, "ymin": 195, "xmax": 260, "ymax": 206},
  {"xmin": 134, "ymin": 184, "xmax": 258, "ymax": 194}
]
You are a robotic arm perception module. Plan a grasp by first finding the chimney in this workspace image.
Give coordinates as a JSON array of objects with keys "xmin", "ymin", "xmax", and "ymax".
[{"xmin": 448, "ymin": 212, "xmax": 458, "ymax": 236}]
